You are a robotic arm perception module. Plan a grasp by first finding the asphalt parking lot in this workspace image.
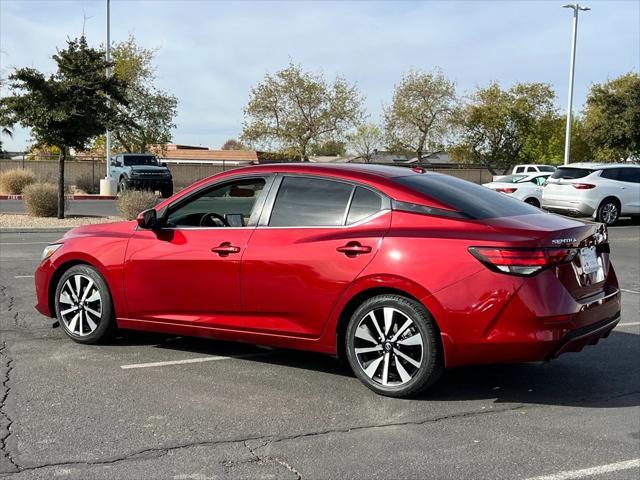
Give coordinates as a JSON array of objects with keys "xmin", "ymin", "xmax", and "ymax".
[{"xmin": 0, "ymin": 225, "xmax": 638, "ymax": 479}]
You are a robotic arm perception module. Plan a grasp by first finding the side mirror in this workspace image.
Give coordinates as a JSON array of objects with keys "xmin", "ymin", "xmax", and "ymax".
[
  {"xmin": 161, "ymin": 162, "xmax": 168, "ymax": 168},
  {"xmin": 136, "ymin": 208, "xmax": 159, "ymax": 229}
]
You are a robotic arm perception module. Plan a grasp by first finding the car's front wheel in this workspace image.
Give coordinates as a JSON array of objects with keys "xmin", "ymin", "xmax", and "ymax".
[
  {"xmin": 345, "ymin": 294, "xmax": 443, "ymax": 398},
  {"xmin": 118, "ymin": 178, "xmax": 128, "ymax": 194},
  {"xmin": 54, "ymin": 265, "xmax": 116, "ymax": 344},
  {"xmin": 597, "ymin": 198, "xmax": 620, "ymax": 225}
]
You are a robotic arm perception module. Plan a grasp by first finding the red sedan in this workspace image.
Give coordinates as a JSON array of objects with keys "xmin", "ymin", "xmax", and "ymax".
[{"xmin": 35, "ymin": 164, "xmax": 621, "ymax": 397}]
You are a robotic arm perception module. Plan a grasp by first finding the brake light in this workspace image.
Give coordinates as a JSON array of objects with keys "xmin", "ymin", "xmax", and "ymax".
[
  {"xmin": 468, "ymin": 247, "xmax": 578, "ymax": 276},
  {"xmin": 572, "ymin": 183, "xmax": 595, "ymax": 189},
  {"xmin": 495, "ymin": 187, "xmax": 517, "ymax": 193}
]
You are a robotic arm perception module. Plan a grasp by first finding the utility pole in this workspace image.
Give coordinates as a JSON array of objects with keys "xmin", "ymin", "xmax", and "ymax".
[
  {"xmin": 100, "ymin": 0, "xmax": 115, "ymax": 195},
  {"xmin": 562, "ymin": 3, "xmax": 590, "ymax": 166}
]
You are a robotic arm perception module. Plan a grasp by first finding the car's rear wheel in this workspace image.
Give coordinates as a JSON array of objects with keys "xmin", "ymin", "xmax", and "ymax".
[
  {"xmin": 54, "ymin": 265, "xmax": 116, "ymax": 344},
  {"xmin": 597, "ymin": 198, "xmax": 620, "ymax": 225},
  {"xmin": 345, "ymin": 294, "xmax": 443, "ymax": 397},
  {"xmin": 524, "ymin": 198, "xmax": 540, "ymax": 208}
]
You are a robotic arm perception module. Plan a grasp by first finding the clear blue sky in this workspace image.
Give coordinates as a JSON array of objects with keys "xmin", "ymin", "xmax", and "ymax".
[{"xmin": 1, "ymin": 0, "xmax": 638, "ymax": 152}]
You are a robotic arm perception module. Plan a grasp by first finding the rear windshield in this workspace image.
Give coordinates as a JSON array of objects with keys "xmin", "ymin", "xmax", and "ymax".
[
  {"xmin": 550, "ymin": 167, "xmax": 593, "ymax": 180},
  {"xmin": 499, "ymin": 174, "xmax": 527, "ymax": 183},
  {"xmin": 395, "ymin": 174, "xmax": 540, "ymax": 219}
]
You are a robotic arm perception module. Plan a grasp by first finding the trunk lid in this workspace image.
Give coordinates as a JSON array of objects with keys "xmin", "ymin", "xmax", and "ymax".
[{"xmin": 484, "ymin": 214, "xmax": 610, "ymax": 300}]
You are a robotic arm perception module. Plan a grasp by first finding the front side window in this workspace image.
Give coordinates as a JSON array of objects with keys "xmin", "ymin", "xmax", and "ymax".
[
  {"xmin": 269, "ymin": 177, "xmax": 353, "ymax": 227},
  {"xmin": 166, "ymin": 178, "xmax": 266, "ymax": 227}
]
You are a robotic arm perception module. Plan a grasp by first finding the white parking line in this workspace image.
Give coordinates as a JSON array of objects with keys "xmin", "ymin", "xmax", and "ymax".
[
  {"xmin": 1, "ymin": 242, "xmax": 51, "ymax": 245},
  {"xmin": 618, "ymin": 322, "xmax": 640, "ymax": 327},
  {"xmin": 14, "ymin": 275, "xmax": 34, "ymax": 279},
  {"xmin": 525, "ymin": 458, "xmax": 639, "ymax": 480},
  {"xmin": 120, "ymin": 352, "xmax": 269, "ymax": 369},
  {"xmin": 621, "ymin": 288, "xmax": 639, "ymax": 294}
]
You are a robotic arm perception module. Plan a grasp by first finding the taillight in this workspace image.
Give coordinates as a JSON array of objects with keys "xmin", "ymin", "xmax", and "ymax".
[
  {"xmin": 572, "ymin": 183, "xmax": 595, "ymax": 189},
  {"xmin": 468, "ymin": 247, "xmax": 578, "ymax": 276},
  {"xmin": 495, "ymin": 187, "xmax": 517, "ymax": 193}
]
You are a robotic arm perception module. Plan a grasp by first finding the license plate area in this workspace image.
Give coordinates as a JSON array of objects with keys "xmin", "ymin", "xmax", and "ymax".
[
  {"xmin": 579, "ymin": 247, "xmax": 599, "ymax": 274},
  {"xmin": 574, "ymin": 246, "xmax": 605, "ymax": 286}
]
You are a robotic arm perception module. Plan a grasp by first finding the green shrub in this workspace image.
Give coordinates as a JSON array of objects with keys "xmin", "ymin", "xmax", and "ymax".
[
  {"xmin": 0, "ymin": 168, "xmax": 35, "ymax": 195},
  {"xmin": 75, "ymin": 174, "xmax": 97, "ymax": 194},
  {"xmin": 117, "ymin": 190, "xmax": 158, "ymax": 220},
  {"xmin": 23, "ymin": 183, "xmax": 63, "ymax": 217}
]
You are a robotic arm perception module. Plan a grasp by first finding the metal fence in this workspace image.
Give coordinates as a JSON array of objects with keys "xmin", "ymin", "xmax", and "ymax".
[{"xmin": 0, "ymin": 153, "xmax": 493, "ymax": 191}]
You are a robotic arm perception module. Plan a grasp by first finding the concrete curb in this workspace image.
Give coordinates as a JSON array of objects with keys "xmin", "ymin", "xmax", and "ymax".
[
  {"xmin": 1, "ymin": 228, "xmax": 73, "ymax": 233},
  {"xmin": 0, "ymin": 194, "xmax": 116, "ymax": 200}
]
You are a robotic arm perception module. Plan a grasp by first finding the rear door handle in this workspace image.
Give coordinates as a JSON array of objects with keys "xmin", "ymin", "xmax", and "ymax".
[
  {"xmin": 211, "ymin": 242, "xmax": 241, "ymax": 256},
  {"xmin": 337, "ymin": 242, "xmax": 372, "ymax": 256}
]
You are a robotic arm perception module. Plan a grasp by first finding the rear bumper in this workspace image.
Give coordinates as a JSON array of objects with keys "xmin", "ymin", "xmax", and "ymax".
[
  {"xmin": 541, "ymin": 197, "xmax": 597, "ymax": 217},
  {"xmin": 433, "ymin": 265, "xmax": 622, "ymax": 368},
  {"xmin": 548, "ymin": 313, "xmax": 620, "ymax": 358}
]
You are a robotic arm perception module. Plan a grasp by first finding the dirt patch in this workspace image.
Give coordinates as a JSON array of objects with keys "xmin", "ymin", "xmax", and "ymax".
[{"xmin": 0, "ymin": 214, "xmax": 122, "ymax": 229}]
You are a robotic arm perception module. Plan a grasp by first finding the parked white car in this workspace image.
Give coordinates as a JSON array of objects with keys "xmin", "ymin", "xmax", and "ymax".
[
  {"xmin": 492, "ymin": 164, "xmax": 556, "ymax": 182},
  {"xmin": 542, "ymin": 163, "xmax": 640, "ymax": 225},
  {"xmin": 483, "ymin": 173, "xmax": 551, "ymax": 207}
]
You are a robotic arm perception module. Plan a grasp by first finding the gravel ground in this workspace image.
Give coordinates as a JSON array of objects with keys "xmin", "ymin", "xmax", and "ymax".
[{"xmin": 0, "ymin": 213, "xmax": 122, "ymax": 229}]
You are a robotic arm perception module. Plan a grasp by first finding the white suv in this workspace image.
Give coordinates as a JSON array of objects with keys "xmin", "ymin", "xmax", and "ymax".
[{"xmin": 542, "ymin": 163, "xmax": 640, "ymax": 225}]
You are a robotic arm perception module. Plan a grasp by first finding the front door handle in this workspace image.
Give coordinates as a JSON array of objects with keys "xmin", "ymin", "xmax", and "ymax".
[
  {"xmin": 337, "ymin": 242, "xmax": 372, "ymax": 257},
  {"xmin": 211, "ymin": 242, "xmax": 241, "ymax": 257}
]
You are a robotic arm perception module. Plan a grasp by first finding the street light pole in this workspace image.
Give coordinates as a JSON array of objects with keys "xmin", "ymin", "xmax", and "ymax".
[
  {"xmin": 562, "ymin": 3, "xmax": 590, "ymax": 166},
  {"xmin": 100, "ymin": 0, "xmax": 115, "ymax": 195},
  {"xmin": 105, "ymin": 0, "xmax": 111, "ymax": 179}
]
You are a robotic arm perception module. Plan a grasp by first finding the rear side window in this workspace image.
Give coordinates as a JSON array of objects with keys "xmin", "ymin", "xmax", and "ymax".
[
  {"xmin": 346, "ymin": 187, "xmax": 382, "ymax": 224},
  {"xmin": 618, "ymin": 168, "xmax": 640, "ymax": 183},
  {"xmin": 550, "ymin": 167, "xmax": 594, "ymax": 179},
  {"xmin": 269, "ymin": 177, "xmax": 353, "ymax": 226},
  {"xmin": 395, "ymin": 174, "xmax": 540, "ymax": 219},
  {"xmin": 602, "ymin": 168, "xmax": 640, "ymax": 183}
]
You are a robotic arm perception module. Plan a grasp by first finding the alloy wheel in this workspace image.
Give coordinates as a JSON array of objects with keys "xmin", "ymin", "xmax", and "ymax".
[
  {"xmin": 601, "ymin": 203, "xmax": 618, "ymax": 225},
  {"xmin": 58, "ymin": 274, "xmax": 102, "ymax": 336},
  {"xmin": 353, "ymin": 307, "xmax": 424, "ymax": 387}
]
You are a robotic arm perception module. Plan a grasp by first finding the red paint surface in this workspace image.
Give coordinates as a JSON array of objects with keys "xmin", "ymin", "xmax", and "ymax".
[{"xmin": 35, "ymin": 164, "xmax": 621, "ymax": 367}]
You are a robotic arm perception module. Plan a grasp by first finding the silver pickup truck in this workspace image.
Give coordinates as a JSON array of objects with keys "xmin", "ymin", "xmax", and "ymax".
[{"xmin": 109, "ymin": 153, "xmax": 173, "ymax": 198}]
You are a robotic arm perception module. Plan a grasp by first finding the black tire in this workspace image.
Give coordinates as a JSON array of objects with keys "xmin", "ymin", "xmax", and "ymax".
[
  {"xmin": 118, "ymin": 177, "xmax": 128, "ymax": 194},
  {"xmin": 524, "ymin": 198, "xmax": 540, "ymax": 208},
  {"xmin": 161, "ymin": 184, "xmax": 173, "ymax": 199},
  {"xmin": 54, "ymin": 264, "xmax": 116, "ymax": 345},
  {"xmin": 345, "ymin": 294, "xmax": 443, "ymax": 398},
  {"xmin": 596, "ymin": 198, "xmax": 620, "ymax": 225}
]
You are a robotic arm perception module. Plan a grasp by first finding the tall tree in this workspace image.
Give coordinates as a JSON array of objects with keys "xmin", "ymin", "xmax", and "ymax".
[
  {"xmin": 384, "ymin": 69, "xmax": 456, "ymax": 161},
  {"xmin": 241, "ymin": 63, "xmax": 363, "ymax": 161},
  {"xmin": 451, "ymin": 82, "xmax": 557, "ymax": 174},
  {"xmin": 94, "ymin": 35, "xmax": 178, "ymax": 154},
  {"xmin": 583, "ymin": 72, "xmax": 640, "ymax": 161},
  {"xmin": 348, "ymin": 123, "xmax": 383, "ymax": 162},
  {"xmin": 1, "ymin": 37, "xmax": 128, "ymax": 218}
]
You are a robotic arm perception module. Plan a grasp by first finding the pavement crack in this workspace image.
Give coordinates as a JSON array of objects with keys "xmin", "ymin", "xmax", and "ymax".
[
  {"xmin": 3, "ymin": 404, "xmax": 521, "ymax": 476},
  {"xmin": 0, "ymin": 342, "xmax": 19, "ymax": 472}
]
